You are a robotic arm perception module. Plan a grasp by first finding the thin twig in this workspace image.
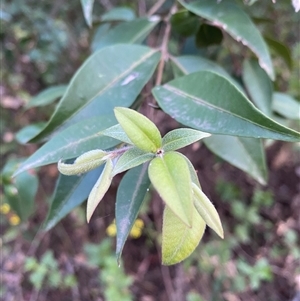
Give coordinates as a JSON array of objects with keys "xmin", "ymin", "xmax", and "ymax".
[
  {"xmin": 147, "ymin": 0, "xmax": 168, "ymax": 16},
  {"xmin": 155, "ymin": 5, "xmax": 177, "ymax": 87}
]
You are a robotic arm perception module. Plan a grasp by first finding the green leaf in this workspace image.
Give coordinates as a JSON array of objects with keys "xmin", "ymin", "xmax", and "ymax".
[
  {"xmin": 195, "ymin": 24, "xmax": 223, "ymax": 48},
  {"xmin": 92, "ymin": 17, "xmax": 160, "ymax": 52},
  {"xmin": 178, "ymin": 0, "xmax": 274, "ymax": 80},
  {"xmin": 192, "ymin": 183, "xmax": 223, "ymax": 238},
  {"xmin": 81, "ymin": 0, "xmax": 94, "ymax": 28},
  {"xmin": 272, "ymin": 92, "xmax": 300, "ymax": 120},
  {"xmin": 29, "ymin": 45, "xmax": 161, "ymax": 142},
  {"xmin": 14, "ymin": 115, "xmax": 118, "ymax": 176},
  {"xmin": 170, "ymin": 55, "xmax": 245, "ymax": 93},
  {"xmin": 182, "ymin": 155, "xmax": 201, "ymax": 189},
  {"xmin": 162, "ymin": 128, "xmax": 210, "ymax": 152},
  {"xmin": 243, "ymin": 59, "xmax": 273, "ymax": 116},
  {"xmin": 170, "ymin": 10, "xmax": 199, "ymax": 37},
  {"xmin": 43, "ymin": 166, "xmax": 104, "ymax": 231},
  {"xmin": 265, "ymin": 36, "xmax": 293, "ymax": 69},
  {"xmin": 101, "ymin": 124, "xmax": 133, "ymax": 145},
  {"xmin": 148, "ymin": 151, "xmax": 193, "ymax": 227},
  {"xmin": 162, "ymin": 205, "xmax": 206, "ymax": 265},
  {"xmin": 101, "ymin": 7, "xmax": 136, "ymax": 22},
  {"xmin": 204, "ymin": 135, "xmax": 267, "ymax": 185},
  {"xmin": 152, "ymin": 71, "xmax": 300, "ymax": 142},
  {"xmin": 58, "ymin": 150, "xmax": 108, "ymax": 175},
  {"xmin": 112, "ymin": 147, "xmax": 154, "ymax": 176},
  {"xmin": 15, "ymin": 122, "xmax": 46, "ymax": 144},
  {"xmin": 116, "ymin": 164, "xmax": 150, "ymax": 262},
  {"xmin": 114, "ymin": 107, "xmax": 162, "ymax": 153},
  {"xmin": 86, "ymin": 159, "xmax": 113, "ymax": 222},
  {"xmin": 25, "ymin": 85, "xmax": 67, "ymax": 109},
  {"xmin": 2, "ymin": 159, "xmax": 38, "ymax": 221}
]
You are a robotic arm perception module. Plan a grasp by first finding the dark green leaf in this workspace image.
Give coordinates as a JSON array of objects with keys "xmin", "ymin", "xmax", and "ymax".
[
  {"xmin": 178, "ymin": 0, "xmax": 274, "ymax": 80},
  {"xmin": 195, "ymin": 23, "xmax": 223, "ymax": 47},
  {"xmin": 92, "ymin": 17, "xmax": 160, "ymax": 52},
  {"xmin": 29, "ymin": 45, "xmax": 161, "ymax": 142},
  {"xmin": 243, "ymin": 58, "xmax": 273, "ymax": 116},
  {"xmin": 152, "ymin": 71, "xmax": 300, "ymax": 141},
  {"xmin": 204, "ymin": 135, "xmax": 267, "ymax": 185},
  {"xmin": 43, "ymin": 166, "xmax": 104, "ymax": 231},
  {"xmin": 116, "ymin": 164, "xmax": 150, "ymax": 262},
  {"xmin": 14, "ymin": 115, "xmax": 118, "ymax": 176},
  {"xmin": 170, "ymin": 55, "xmax": 244, "ymax": 92},
  {"xmin": 170, "ymin": 10, "xmax": 199, "ymax": 37},
  {"xmin": 81, "ymin": 0, "xmax": 94, "ymax": 27},
  {"xmin": 25, "ymin": 85, "xmax": 67, "ymax": 109},
  {"xmin": 265, "ymin": 36, "xmax": 292, "ymax": 69}
]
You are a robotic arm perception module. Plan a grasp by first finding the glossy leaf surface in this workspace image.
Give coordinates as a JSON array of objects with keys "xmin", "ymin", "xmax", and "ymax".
[
  {"xmin": 114, "ymin": 107, "xmax": 162, "ymax": 153},
  {"xmin": 243, "ymin": 59, "xmax": 273, "ymax": 116},
  {"xmin": 204, "ymin": 135, "xmax": 267, "ymax": 185},
  {"xmin": 14, "ymin": 115, "xmax": 117, "ymax": 176},
  {"xmin": 179, "ymin": 0, "xmax": 274, "ymax": 79},
  {"xmin": 148, "ymin": 151, "xmax": 193, "ymax": 227},
  {"xmin": 43, "ymin": 166, "xmax": 104, "ymax": 231},
  {"xmin": 92, "ymin": 17, "xmax": 160, "ymax": 51},
  {"xmin": 25, "ymin": 85, "xmax": 67, "ymax": 109},
  {"xmin": 113, "ymin": 147, "xmax": 154, "ymax": 176},
  {"xmin": 162, "ymin": 205, "xmax": 206, "ymax": 265},
  {"xmin": 162, "ymin": 128, "xmax": 210, "ymax": 152},
  {"xmin": 29, "ymin": 45, "xmax": 160, "ymax": 142},
  {"xmin": 192, "ymin": 183, "xmax": 223, "ymax": 238},
  {"xmin": 116, "ymin": 164, "xmax": 150, "ymax": 262},
  {"xmin": 152, "ymin": 71, "xmax": 300, "ymax": 142}
]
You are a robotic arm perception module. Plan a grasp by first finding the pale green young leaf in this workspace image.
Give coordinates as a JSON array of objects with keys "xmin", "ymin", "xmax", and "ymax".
[
  {"xmin": 113, "ymin": 147, "xmax": 154, "ymax": 176},
  {"xmin": 58, "ymin": 150, "xmax": 108, "ymax": 176},
  {"xmin": 148, "ymin": 151, "xmax": 193, "ymax": 227},
  {"xmin": 162, "ymin": 205, "xmax": 206, "ymax": 265},
  {"xmin": 86, "ymin": 159, "xmax": 113, "ymax": 222},
  {"xmin": 114, "ymin": 107, "xmax": 162, "ymax": 153},
  {"xmin": 192, "ymin": 183, "xmax": 224, "ymax": 239},
  {"xmin": 181, "ymin": 154, "xmax": 201, "ymax": 189},
  {"xmin": 162, "ymin": 128, "xmax": 210, "ymax": 152},
  {"xmin": 101, "ymin": 124, "xmax": 133, "ymax": 145}
]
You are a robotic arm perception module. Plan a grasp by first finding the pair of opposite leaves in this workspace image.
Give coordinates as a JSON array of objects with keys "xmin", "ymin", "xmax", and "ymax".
[{"xmin": 58, "ymin": 107, "xmax": 224, "ymax": 265}]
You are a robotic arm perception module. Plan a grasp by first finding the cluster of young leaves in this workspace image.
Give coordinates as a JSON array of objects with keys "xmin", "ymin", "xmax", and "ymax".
[
  {"xmin": 12, "ymin": 0, "xmax": 300, "ymax": 265},
  {"xmin": 58, "ymin": 107, "xmax": 221, "ymax": 265}
]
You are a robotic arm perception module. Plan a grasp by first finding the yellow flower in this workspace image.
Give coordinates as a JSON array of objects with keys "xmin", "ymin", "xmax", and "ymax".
[
  {"xmin": 9, "ymin": 214, "xmax": 21, "ymax": 226},
  {"xmin": 106, "ymin": 223, "xmax": 117, "ymax": 237},
  {"xmin": 129, "ymin": 218, "xmax": 144, "ymax": 239},
  {"xmin": 0, "ymin": 203, "xmax": 11, "ymax": 214}
]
